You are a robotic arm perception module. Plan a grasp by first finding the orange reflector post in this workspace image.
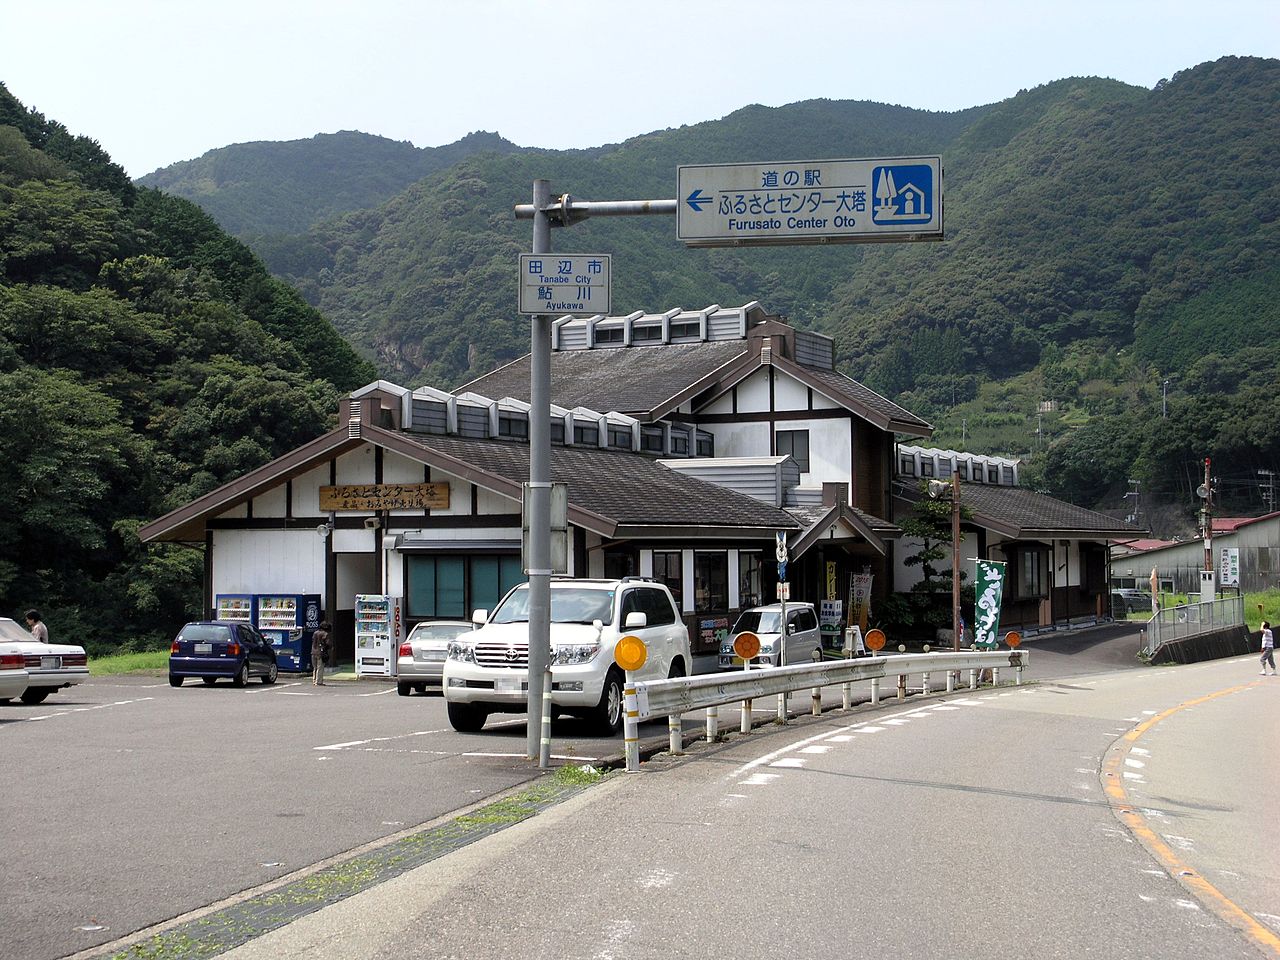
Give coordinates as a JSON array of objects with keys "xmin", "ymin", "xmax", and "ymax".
[{"xmin": 615, "ymin": 634, "xmax": 647, "ymax": 672}]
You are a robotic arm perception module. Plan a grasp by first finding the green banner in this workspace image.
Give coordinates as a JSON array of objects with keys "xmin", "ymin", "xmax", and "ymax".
[{"xmin": 973, "ymin": 559, "xmax": 1006, "ymax": 649}]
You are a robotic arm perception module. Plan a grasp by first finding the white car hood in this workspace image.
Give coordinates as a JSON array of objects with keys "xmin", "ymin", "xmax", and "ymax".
[{"xmin": 473, "ymin": 621, "xmax": 605, "ymax": 646}]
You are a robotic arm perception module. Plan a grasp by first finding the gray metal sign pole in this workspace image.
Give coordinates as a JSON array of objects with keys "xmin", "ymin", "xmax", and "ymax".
[
  {"xmin": 519, "ymin": 188, "xmax": 675, "ymax": 767},
  {"xmin": 526, "ymin": 179, "xmax": 553, "ymax": 766}
]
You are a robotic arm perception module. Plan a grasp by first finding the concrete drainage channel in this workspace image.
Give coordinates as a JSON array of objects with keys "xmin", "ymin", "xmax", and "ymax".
[{"xmin": 78, "ymin": 769, "xmax": 602, "ymax": 960}]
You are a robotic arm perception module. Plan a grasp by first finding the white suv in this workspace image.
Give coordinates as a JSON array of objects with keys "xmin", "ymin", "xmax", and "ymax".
[{"xmin": 443, "ymin": 577, "xmax": 691, "ymax": 735}]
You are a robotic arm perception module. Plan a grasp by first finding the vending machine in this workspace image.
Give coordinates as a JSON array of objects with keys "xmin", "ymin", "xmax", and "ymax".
[
  {"xmin": 355, "ymin": 594, "xmax": 403, "ymax": 677},
  {"xmin": 255, "ymin": 594, "xmax": 322, "ymax": 673},
  {"xmin": 215, "ymin": 594, "xmax": 254, "ymax": 623}
]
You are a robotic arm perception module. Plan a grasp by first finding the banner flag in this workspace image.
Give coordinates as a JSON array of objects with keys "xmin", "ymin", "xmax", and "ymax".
[{"xmin": 973, "ymin": 560, "xmax": 1006, "ymax": 649}]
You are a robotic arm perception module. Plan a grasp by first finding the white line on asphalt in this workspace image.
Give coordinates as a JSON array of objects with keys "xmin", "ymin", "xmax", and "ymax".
[
  {"xmin": 769, "ymin": 758, "xmax": 806, "ymax": 768},
  {"xmin": 461, "ymin": 752, "xmax": 602, "ymax": 761},
  {"xmin": 825, "ymin": 735, "xmax": 855, "ymax": 742},
  {"xmin": 21, "ymin": 697, "xmax": 154, "ymax": 723},
  {"xmin": 314, "ymin": 729, "xmax": 448, "ymax": 750},
  {"xmin": 357, "ymin": 687, "xmax": 398, "ymax": 697},
  {"xmin": 247, "ymin": 680, "xmax": 308, "ymax": 694},
  {"xmin": 277, "ymin": 691, "xmax": 314, "ymax": 696},
  {"xmin": 800, "ymin": 745, "xmax": 832, "ymax": 754}
]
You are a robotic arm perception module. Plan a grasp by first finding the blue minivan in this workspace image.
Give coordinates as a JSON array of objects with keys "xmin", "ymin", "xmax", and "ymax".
[{"xmin": 169, "ymin": 621, "xmax": 279, "ymax": 687}]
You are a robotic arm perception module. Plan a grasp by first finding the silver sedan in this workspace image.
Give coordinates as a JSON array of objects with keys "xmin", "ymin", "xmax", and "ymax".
[{"xmin": 397, "ymin": 620, "xmax": 476, "ymax": 696}]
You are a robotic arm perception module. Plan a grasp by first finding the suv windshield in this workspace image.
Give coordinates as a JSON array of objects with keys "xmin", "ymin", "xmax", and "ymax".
[
  {"xmin": 491, "ymin": 585, "xmax": 616, "ymax": 626},
  {"xmin": 733, "ymin": 610, "xmax": 781, "ymax": 634}
]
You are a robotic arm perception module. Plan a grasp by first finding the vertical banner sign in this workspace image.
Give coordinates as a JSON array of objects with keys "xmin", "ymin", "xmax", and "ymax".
[
  {"xmin": 849, "ymin": 573, "xmax": 874, "ymax": 633},
  {"xmin": 1218, "ymin": 548, "xmax": 1239, "ymax": 587},
  {"xmin": 825, "ymin": 562, "xmax": 837, "ymax": 601},
  {"xmin": 973, "ymin": 560, "xmax": 1006, "ymax": 650}
]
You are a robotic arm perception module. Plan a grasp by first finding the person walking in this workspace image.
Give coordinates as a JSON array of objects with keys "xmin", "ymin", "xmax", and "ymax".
[
  {"xmin": 312, "ymin": 621, "xmax": 332, "ymax": 686},
  {"xmin": 1261, "ymin": 620, "xmax": 1275, "ymax": 676},
  {"xmin": 25, "ymin": 609, "xmax": 48, "ymax": 643}
]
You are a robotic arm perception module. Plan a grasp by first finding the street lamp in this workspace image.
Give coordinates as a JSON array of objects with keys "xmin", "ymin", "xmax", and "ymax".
[{"xmin": 927, "ymin": 474, "xmax": 962, "ymax": 651}]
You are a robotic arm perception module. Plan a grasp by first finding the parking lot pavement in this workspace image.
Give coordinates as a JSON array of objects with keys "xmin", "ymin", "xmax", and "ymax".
[{"xmin": 0, "ymin": 673, "xmax": 640, "ymax": 960}]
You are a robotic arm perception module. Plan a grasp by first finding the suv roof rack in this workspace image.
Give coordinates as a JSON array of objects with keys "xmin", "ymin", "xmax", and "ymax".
[{"xmin": 620, "ymin": 576, "xmax": 659, "ymax": 584}]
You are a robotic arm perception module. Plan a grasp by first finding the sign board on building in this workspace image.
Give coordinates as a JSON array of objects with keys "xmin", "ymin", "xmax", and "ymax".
[
  {"xmin": 518, "ymin": 254, "xmax": 611, "ymax": 315},
  {"xmin": 677, "ymin": 157, "xmax": 943, "ymax": 247},
  {"xmin": 320, "ymin": 483, "xmax": 449, "ymax": 511},
  {"xmin": 1219, "ymin": 547, "xmax": 1240, "ymax": 586}
]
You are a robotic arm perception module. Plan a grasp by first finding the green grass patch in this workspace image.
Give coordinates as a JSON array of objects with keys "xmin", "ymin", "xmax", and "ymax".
[
  {"xmin": 89, "ymin": 650, "xmax": 169, "ymax": 676},
  {"xmin": 1245, "ymin": 589, "xmax": 1280, "ymax": 631}
]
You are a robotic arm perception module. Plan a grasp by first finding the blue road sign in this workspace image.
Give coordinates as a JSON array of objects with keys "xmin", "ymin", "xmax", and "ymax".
[{"xmin": 871, "ymin": 164, "xmax": 934, "ymax": 225}]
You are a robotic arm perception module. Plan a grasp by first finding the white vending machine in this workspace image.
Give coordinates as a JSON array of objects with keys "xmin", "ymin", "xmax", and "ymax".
[{"xmin": 354, "ymin": 594, "xmax": 403, "ymax": 677}]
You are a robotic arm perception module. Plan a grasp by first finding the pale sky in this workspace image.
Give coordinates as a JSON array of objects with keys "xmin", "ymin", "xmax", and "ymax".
[{"xmin": 3, "ymin": 0, "xmax": 1278, "ymax": 177}]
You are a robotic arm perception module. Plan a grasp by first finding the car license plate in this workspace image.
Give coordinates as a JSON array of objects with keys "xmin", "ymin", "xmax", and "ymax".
[
  {"xmin": 732, "ymin": 655, "xmax": 747, "ymax": 666},
  {"xmin": 194, "ymin": 642, "xmax": 212, "ymax": 654},
  {"xmin": 422, "ymin": 651, "xmax": 446, "ymax": 662},
  {"xmin": 41, "ymin": 656, "xmax": 61, "ymax": 670},
  {"xmin": 495, "ymin": 678, "xmax": 522, "ymax": 694}
]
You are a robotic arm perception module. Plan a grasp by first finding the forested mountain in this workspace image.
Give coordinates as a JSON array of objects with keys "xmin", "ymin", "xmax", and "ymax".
[
  {"xmin": 137, "ymin": 129, "xmax": 525, "ymax": 238},
  {"xmin": 148, "ymin": 57, "xmax": 1276, "ymax": 528},
  {"xmin": 0, "ymin": 84, "xmax": 376, "ymax": 651}
]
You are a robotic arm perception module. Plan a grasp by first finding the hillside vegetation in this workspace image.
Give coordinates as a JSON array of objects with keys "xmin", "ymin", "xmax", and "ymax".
[
  {"xmin": 0, "ymin": 84, "xmax": 376, "ymax": 650},
  {"xmin": 152, "ymin": 57, "xmax": 1277, "ymax": 527}
]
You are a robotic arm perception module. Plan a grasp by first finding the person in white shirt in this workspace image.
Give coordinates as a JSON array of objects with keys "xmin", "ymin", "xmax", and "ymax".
[
  {"xmin": 25, "ymin": 609, "xmax": 48, "ymax": 643},
  {"xmin": 1261, "ymin": 621, "xmax": 1275, "ymax": 676}
]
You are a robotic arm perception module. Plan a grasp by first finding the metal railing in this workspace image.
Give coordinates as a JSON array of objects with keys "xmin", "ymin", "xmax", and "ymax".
[
  {"xmin": 1141, "ymin": 595, "xmax": 1245, "ymax": 658},
  {"xmin": 622, "ymin": 649, "xmax": 1029, "ymax": 772}
]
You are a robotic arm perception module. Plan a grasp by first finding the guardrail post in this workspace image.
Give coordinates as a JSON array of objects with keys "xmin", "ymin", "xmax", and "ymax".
[
  {"xmin": 706, "ymin": 705, "xmax": 718, "ymax": 743},
  {"xmin": 969, "ymin": 668, "xmax": 977, "ymax": 690},
  {"xmin": 811, "ymin": 684, "xmax": 822, "ymax": 716},
  {"xmin": 741, "ymin": 698, "xmax": 752, "ymax": 734},
  {"xmin": 623, "ymin": 673, "xmax": 640, "ymax": 773},
  {"xmin": 777, "ymin": 689, "xmax": 788, "ymax": 723},
  {"xmin": 992, "ymin": 667, "xmax": 1001, "ymax": 687},
  {"xmin": 669, "ymin": 714, "xmax": 683, "ymax": 755},
  {"xmin": 842, "ymin": 680, "xmax": 852, "ymax": 710},
  {"xmin": 946, "ymin": 670, "xmax": 955, "ymax": 693},
  {"xmin": 1015, "ymin": 664, "xmax": 1023, "ymax": 686},
  {"xmin": 897, "ymin": 674, "xmax": 906, "ymax": 700},
  {"xmin": 922, "ymin": 671, "xmax": 931, "ymax": 695},
  {"xmin": 871, "ymin": 677, "xmax": 880, "ymax": 705}
]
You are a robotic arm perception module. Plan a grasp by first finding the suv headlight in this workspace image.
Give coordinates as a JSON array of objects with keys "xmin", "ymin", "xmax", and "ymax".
[
  {"xmin": 719, "ymin": 642, "xmax": 733, "ymax": 655},
  {"xmin": 551, "ymin": 643, "xmax": 600, "ymax": 665},
  {"xmin": 759, "ymin": 642, "xmax": 775, "ymax": 654},
  {"xmin": 446, "ymin": 640, "xmax": 476, "ymax": 663}
]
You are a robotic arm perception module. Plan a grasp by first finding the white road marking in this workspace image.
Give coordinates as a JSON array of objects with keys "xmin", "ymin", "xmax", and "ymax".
[
  {"xmin": 357, "ymin": 687, "xmax": 398, "ymax": 697},
  {"xmin": 21, "ymin": 697, "xmax": 154, "ymax": 723},
  {"xmin": 314, "ymin": 729, "xmax": 448, "ymax": 750},
  {"xmin": 1163, "ymin": 835, "xmax": 1196, "ymax": 851},
  {"xmin": 1131, "ymin": 747, "xmax": 1150, "ymax": 756},
  {"xmin": 739, "ymin": 773, "xmax": 781, "ymax": 786},
  {"xmin": 800, "ymin": 745, "xmax": 831, "ymax": 754},
  {"xmin": 825, "ymin": 735, "xmax": 855, "ymax": 743},
  {"xmin": 1123, "ymin": 772, "xmax": 1145, "ymax": 781},
  {"xmin": 769, "ymin": 758, "xmax": 806, "ymax": 768},
  {"xmin": 639, "ymin": 868, "xmax": 676, "ymax": 889},
  {"xmin": 1173, "ymin": 899, "xmax": 1202, "ymax": 911},
  {"xmin": 858, "ymin": 726, "xmax": 886, "ymax": 733},
  {"xmin": 1124, "ymin": 758, "xmax": 1146, "ymax": 768},
  {"xmin": 462, "ymin": 752, "xmax": 601, "ymax": 761}
]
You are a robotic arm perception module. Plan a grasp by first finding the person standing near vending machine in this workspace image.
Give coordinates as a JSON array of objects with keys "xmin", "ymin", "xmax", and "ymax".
[{"xmin": 311, "ymin": 621, "xmax": 331, "ymax": 686}]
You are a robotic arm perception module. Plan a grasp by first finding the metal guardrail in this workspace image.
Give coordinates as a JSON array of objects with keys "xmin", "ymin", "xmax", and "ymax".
[
  {"xmin": 1141, "ymin": 596, "xmax": 1245, "ymax": 658},
  {"xmin": 622, "ymin": 649, "xmax": 1028, "ymax": 772}
]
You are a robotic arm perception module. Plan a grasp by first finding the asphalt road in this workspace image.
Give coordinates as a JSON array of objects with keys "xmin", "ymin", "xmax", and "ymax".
[
  {"xmin": 0, "ymin": 672, "xmax": 673, "ymax": 960},
  {"xmin": 1, "ymin": 621, "xmax": 1176, "ymax": 960},
  {"xmin": 218, "ymin": 653, "xmax": 1278, "ymax": 960}
]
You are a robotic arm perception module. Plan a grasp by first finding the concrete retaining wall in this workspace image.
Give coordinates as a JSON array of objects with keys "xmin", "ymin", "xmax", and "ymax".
[{"xmin": 1149, "ymin": 626, "xmax": 1255, "ymax": 665}]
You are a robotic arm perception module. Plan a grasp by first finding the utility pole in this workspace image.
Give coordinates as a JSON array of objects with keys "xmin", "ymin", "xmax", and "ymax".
[
  {"xmin": 951, "ymin": 471, "xmax": 961, "ymax": 652},
  {"xmin": 1123, "ymin": 479, "xmax": 1141, "ymax": 526},
  {"xmin": 1260, "ymin": 469, "xmax": 1276, "ymax": 512},
  {"xmin": 1162, "ymin": 379, "xmax": 1170, "ymax": 418}
]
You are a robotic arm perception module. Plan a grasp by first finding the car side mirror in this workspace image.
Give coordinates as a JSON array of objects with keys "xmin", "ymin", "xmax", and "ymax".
[
  {"xmin": 471, "ymin": 609, "xmax": 489, "ymax": 625},
  {"xmin": 624, "ymin": 612, "xmax": 647, "ymax": 629}
]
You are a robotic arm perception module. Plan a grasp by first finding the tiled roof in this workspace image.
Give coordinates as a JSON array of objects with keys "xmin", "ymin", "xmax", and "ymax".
[
  {"xmin": 456, "ymin": 341, "xmax": 749, "ymax": 416},
  {"xmin": 800, "ymin": 366, "xmax": 931, "ymax": 434},
  {"xmin": 412, "ymin": 434, "xmax": 797, "ymax": 532},
  {"xmin": 945, "ymin": 483, "xmax": 1145, "ymax": 538}
]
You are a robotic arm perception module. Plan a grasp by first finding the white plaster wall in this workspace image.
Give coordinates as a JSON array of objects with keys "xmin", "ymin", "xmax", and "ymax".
[
  {"xmin": 334, "ymin": 528, "xmax": 378, "ymax": 554},
  {"xmin": 337, "ymin": 553, "xmax": 377, "ymax": 609},
  {"xmin": 252, "ymin": 485, "xmax": 287, "ymax": 518},
  {"xmin": 736, "ymin": 368, "xmax": 771, "ymax": 413},
  {"xmin": 384, "ymin": 451, "xmax": 426, "ymax": 517},
  {"xmin": 776, "ymin": 417, "xmax": 850, "ymax": 487},
  {"xmin": 476, "ymin": 486, "xmax": 515, "ymax": 515},
  {"xmin": 705, "ymin": 422, "xmax": 770, "ymax": 459},
  {"xmin": 218, "ymin": 503, "xmax": 249, "ymax": 519},
  {"xmin": 702, "ymin": 392, "xmax": 733, "ymax": 415},
  {"xmin": 429, "ymin": 466, "xmax": 470, "ymax": 517},
  {"xmin": 811, "ymin": 391, "xmax": 838, "ymax": 410},
  {"xmin": 336, "ymin": 447, "xmax": 376, "ymax": 485},
  {"xmin": 773, "ymin": 372, "xmax": 808, "ymax": 411},
  {"xmin": 292, "ymin": 463, "xmax": 329, "ymax": 518},
  {"xmin": 893, "ymin": 530, "xmax": 978, "ymax": 592},
  {"xmin": 212, "ymin": 529, "xmax": 325, "ymax": 596}
]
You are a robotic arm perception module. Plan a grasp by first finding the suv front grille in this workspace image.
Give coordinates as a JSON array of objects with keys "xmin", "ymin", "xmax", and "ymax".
[{"xmin": 474, "ymin": 642, "xmax": 529, "ymax": 668}]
